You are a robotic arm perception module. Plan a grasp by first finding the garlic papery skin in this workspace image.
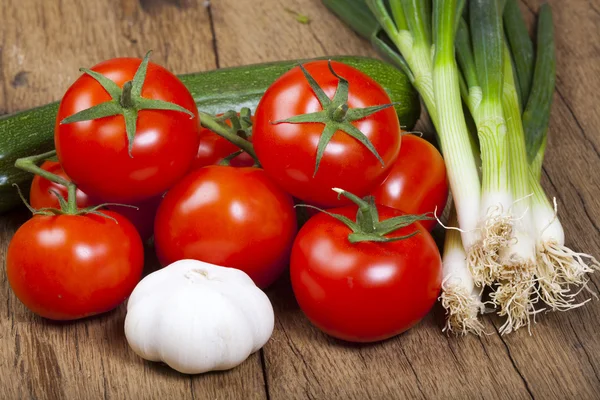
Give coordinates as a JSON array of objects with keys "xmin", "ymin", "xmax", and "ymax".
[{"xmin": 124, "ymin": 259, "xmax": 274, "ymax": 374}]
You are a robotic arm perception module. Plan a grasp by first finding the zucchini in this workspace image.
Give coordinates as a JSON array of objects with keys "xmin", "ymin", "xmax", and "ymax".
[{"xmin": 0, "ymin": 55, "xmax": 420, "ymax": 213}]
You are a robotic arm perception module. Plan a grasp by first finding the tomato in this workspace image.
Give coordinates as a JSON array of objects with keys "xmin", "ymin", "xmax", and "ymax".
[
  {"xmin": 6, "ymin": 211, "xmax": 144, "ymax": 320},
  {"xmin": 290, "ymin": 205, "xmax": 442, "ymax": 342},
  {"xmin": 108, "ymin": 195, "xmax": 163, "ymax": 242},
  {"xmin": 55, "ymin": 56, "xmax": 200, "ymax": 203},
  {"xmin": 193, "ymin": 118, "xmax": 255, "ymax": 169},
  {"xmin": 29, "ymin": 161, "xmax": 97, "ymax": 209},
  {"xmin": 154, "ymin": 166, "xmax": 297, "ymax": 288},
  {"xmin": 372, "ymin": 135, "xmax": 449, "ymax": 231},
  {"xmin": 253, "ymin": 60, "xmax": 401, "ymax": 208}
]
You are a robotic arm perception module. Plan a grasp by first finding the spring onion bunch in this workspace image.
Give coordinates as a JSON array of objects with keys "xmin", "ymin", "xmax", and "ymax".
[
  {"xmin": 323, "ymin": 0, "xmax": 600, "ymax": 334},
  {"xmin": 507, "ymin": 3, "xmax": 600, "ymax": 319}
]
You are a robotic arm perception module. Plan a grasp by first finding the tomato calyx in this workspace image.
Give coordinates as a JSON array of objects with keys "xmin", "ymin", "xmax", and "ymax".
[
  {"xmin": 198, "ymin": 107, "xmax": 260, "ymax": 166},
  {"xmin": 59, "ymin": 51, "xmax": 195, "ymax": 156},
  {"xmin": 271, "ymin": 61, "xmax": 398, "ymax": 176},
  {"xmin": 14, "ymin": 150, "xmax": 137, "ymax": 220},
  {"xmin": 301, "ymin": 188, "xmax": 434, "ymax": 243}
]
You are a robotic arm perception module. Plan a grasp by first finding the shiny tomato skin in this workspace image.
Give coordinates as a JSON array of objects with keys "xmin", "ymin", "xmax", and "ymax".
[
  {"xmin": 154, "ymin": 166, "xmax": 297, "ymax": 288},
  {"xmin": 372, "ymin": 135, "xmax": 449, "ymax": 231},
  {"xmin": 29, "ymin": 161, "xmax": 97, "ymax": 209},
  {"xmin": 6, "ymin": 211, "xmax": 144, "ymax": 320},
  {"xmin": 290, "ymin": 205, "xmax": 442, "ymax": 342},
  {"xmin": 253, "ymin": 61, "xmax": 401, "ymax": 208},
  {"xmin": 193, "ymin": 127, "xmax": 255, "ymax": 169},
  {"xmin": 55, "ymin": 57, "xmax": 200, "ymax": 203}
]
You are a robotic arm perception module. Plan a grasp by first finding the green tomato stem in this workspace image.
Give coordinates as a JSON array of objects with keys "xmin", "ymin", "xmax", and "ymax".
[
  {"xmin": 14, "ymin": 150, "xmax": 78, "ymax": 213},
  {"xmin": 198, "ymin": 111, "xmax": 259, "ymax": 164},
  {"xmin": 120, "ymin": 81, "xmax": 135, "ymax": 109}
]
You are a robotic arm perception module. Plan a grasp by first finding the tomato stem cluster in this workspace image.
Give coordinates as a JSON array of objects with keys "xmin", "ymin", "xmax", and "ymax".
[
  {"xmin": 198, "ymin": 109, "xmax": 259, "ymax": 166},
  {"xmin": 59, "ymin": 51, "xmax": 195, "ymax": 157},
  {"xmin": 299, "ymin": 188, "xmax": 434, "ymax": 244},
  {"xmin": 14, "ymin": 150, "xmax": 80, "ymax": 214},
  {"xmin": 14, "ymin": 150, "xmax": 138, "ymax": 219},
  {"xmin": 271, "ymin": 61, "xmax": 398, "ymax": 177}
]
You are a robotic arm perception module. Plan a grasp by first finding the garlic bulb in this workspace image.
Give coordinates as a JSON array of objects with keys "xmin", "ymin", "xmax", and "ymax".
[{"xmin": 124, "ymin": 259, "xmax": 274, "ymax": 374}]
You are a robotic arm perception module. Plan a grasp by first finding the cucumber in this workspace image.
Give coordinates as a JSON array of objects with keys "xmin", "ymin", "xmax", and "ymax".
[{"xmin": 0, "ymin": 56, "xmax": 420, "ymax": 214}]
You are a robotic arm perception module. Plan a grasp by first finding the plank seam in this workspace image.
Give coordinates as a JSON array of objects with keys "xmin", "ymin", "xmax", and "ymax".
[
  {"xmin": 100, "ymin": 357, "xmax": 109, "ymax": 400},
  {"xmin": 259, "ymin": 349, "xmax": 271, "ymax": 400},
  {"xmin": 491, "ymin": 322, "xmax": 535, "ymax": 399},
  {"xmin": 0, "ymin": 46, "xmax": 7, "ymax": 115},
  {"xmin": 399, "ymin": 345, "xmax": 427, "ymax": 400},
  {"xmin": 567, "ymin": 319, "xmax": 600, "ymax": 384},
  {"xmin": 189, "ymin": 376, "xmax": 196, "ymax": 400},
  {"xmin": 554, "ymin": 88, "xmax": 600, "ymax": 161},
  {"xmin": 476, "ymin": 336, "xmax": 493, "ymax": 363},
  {"xmin": 588, "ymin": 0, "xmax": 600, "ymax": 17},
  {"xmin": 205, "ymin": 2, "xmax": 220, "ymax": 69}
]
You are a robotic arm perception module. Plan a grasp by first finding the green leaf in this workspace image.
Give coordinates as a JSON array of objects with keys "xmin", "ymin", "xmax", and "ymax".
[
  {"xmin": 400, "ymin": 0, "xmax": 432, "ymax": 47},
  {"xmin": 132, "ymin": 51, "xmax": 152, "ymax": 97},
  {"xmin": 345, "ymin": 103, "xmax": 397, "ymax": 121},
  {"xmin": 523, "ymin": 3, "xmax": 555, "ymax": 168},
  {"xmin": 284, "ymin": 7, "xmax": 310, "ymax": 24},
  {"xmin": 60, "ymin": 101, "xmax": 122, "ymax": 124},
  {"xmin": 455, "ymin": 18, "xmax": 478, "ymax": 89},
  {"xmin": 49, "ymin": 189, "xmax": 69, "ymax": 210},
  {"xmin": 338, "ymin": 122, "xmax": 384, "ymax": 166},
  {"xmin": 240, "ymin": 107, "xmax": 253, "ymax": 130},
  {"xmin": 327, "ymin": 61, "xmax": 350, "ymax": 107},
  {"xmin": 470, "ymin": 0, "xmax": 504, "ymax": 104},
  {"xmin": 123, "ymin": 108, "xmax": 139, "ymax": 157},
  {"xmin": 371, "ymin": 33, "xmax": 415, "ymax": 83},
  {"xmin": 296, "ymin": 204, "xmax": 359, "ymax": 232},
  {"xmin": 390, "ymin": 0, "xmax": 408, "ymax": 31},
  {"xmin": 272, "ymin": 110, "xmax": 329, "ymax": 125},
  {"xmin": 79, "ymin": 68, "xmax": 122, "ymax": 99},
  {"xmin": 136, "ymin": 98, "xmax": 194, "ymax": 118},
  {"xmin": 366, "ymin": 0, "xmax": 400, "ymax": 41},
  {"xmin": 298, "ymin": 64, "xmax": 331, "ymax": 108},
  {"xmin": 348, "ymin": 230, "xmax": 419, "ymax": 243},
  {"xmin": 313, "ymin": 123, "xmax": 338, "ymax": 176},
  {"xmin": 376, "ymin": 213, "xmax": 433, "ymax": 235},
  {"xmin": 503, "ymin": 0, "xmax": 534, "ymax": 105}
]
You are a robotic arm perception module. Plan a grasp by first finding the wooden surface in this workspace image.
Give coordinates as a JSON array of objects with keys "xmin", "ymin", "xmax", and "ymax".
[{"xmin": 1, "ymin": 0, "xmax": 599, "ymax": 398}]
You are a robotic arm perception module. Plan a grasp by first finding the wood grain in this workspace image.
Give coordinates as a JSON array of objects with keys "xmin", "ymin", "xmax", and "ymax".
[{"xmin": 1, "ymin": 0, "xmax": 600, "ymax": 399}]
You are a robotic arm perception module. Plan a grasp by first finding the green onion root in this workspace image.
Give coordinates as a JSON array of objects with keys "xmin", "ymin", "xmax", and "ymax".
[{"xmin": 440, "ymin": 206, "xmax": 485, "ymax": 335}]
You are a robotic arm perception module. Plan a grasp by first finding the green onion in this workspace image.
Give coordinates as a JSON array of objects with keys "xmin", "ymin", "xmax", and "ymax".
[
  {"xmin": 503, "ymin": 0, "xmax": 534, "ymax": 106},
  {"xmin": 522, "ymin": 4, "xmax": 555, "ymax": 174},
  {"xmin": 523, "ymin": 5, "xmax": 600, "ymax": 312},
  {"xmin": 470, "ymin": 0, "xmax": 511, "ymax": 223},
  {"xmin": 430, "ymin": 0, "xmax": 481, "ymax": 249}
]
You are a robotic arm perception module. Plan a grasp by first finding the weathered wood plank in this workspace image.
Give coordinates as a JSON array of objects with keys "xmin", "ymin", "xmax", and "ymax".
[
  {"xmin": 211, "ymin": 0, "xmax": 378, "ymax": 68},
  {"xmin": 1, "ymin": 0, "xmax": 600, "ymax": 398}
]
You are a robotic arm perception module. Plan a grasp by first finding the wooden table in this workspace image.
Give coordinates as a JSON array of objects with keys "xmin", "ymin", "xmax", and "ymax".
[{"xmin": 1, "ymin": 0, "xmax": 599, "ymax": 398}]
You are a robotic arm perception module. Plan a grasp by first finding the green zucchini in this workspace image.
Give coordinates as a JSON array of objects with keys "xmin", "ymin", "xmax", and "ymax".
[{"xmin": 0, "ymin": 55, "xmax": 420, "ymax": 213}]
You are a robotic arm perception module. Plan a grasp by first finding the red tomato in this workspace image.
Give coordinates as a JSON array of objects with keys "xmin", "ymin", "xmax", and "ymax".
[
  {"xmin": 193, "ymin": 118, "xmax": 255, "ymax": 169},
  {"xmin": 29, "ymin": 161, "xmax": 97, "ymax": 209},
  {"xmin": 6, "ymin": 211, "xmax": 144, "ymax": 320},
  {"xmin": 55, "ymin": 57, "xmax": 200, "ymax": 203},
  {"xmin": 253, "ymin": 61, "xmax": 401, "ymax": 208},
  {"xmin": 372, "ymin": 135, "xmax": 449, "ymax": 231},
  {"xmin": 154, "ymin": 166, "xmax": 297, "ymax": 288},
  {"xmin": 108, "ymin": 195, "xmax": 163, "ymax": 242},
  {"xmin": 290, "ymin": 205, "xmax": 442, "ymax": 342}
]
